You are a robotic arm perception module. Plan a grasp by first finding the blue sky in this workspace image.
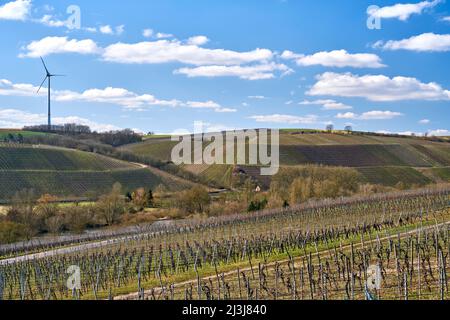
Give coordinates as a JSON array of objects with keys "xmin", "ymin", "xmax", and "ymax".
[{"xmin": 0, "ymin": 0, "xmax": 449, "ymax": 135}]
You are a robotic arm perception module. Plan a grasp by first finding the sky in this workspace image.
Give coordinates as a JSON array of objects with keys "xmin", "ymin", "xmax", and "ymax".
[{"xmin": 0, "ymin": 0, "xmax": 449, "ymax": 135}]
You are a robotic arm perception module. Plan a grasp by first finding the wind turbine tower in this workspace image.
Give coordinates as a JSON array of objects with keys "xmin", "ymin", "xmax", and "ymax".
[{"xmin": 37, "ymin": 57, "xmax": 64, "ymax": 131}]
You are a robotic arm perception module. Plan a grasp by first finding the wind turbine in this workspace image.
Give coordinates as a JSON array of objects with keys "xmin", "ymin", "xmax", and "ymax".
[{"xmin": 37, "ymin": 57, "xmax": 65, "ymax": 131}]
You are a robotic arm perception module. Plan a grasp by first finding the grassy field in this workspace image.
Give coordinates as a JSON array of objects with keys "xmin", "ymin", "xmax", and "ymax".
[{"xmin": 0, "ymin": 129, "xmax": 47, "ymax": 139}]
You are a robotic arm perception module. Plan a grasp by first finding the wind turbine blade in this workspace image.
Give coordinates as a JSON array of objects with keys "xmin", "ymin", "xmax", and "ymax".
[
  {"xmin": 50, "ymin": 74, "xmax": 66, "ymax": 77},
  {"xmin": 40, "ymin": 56, "xmax": 49, "ymax": 75},
  {"xmin": 37, "ymin": 76, "xmax": 48, "ymax": 93}
]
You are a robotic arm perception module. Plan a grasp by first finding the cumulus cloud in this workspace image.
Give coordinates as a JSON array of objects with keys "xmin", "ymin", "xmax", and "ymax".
[
  {"xmin": 249, "ymin": 114, "xmax": 318, "ymax": 124},
  {"xmin": 248, "ymin": 95, "xmax": 267, "ymax": 100},
  {"xmin": 428, "ymin": 129, "xmax": 450, "ymax": 136},
  {"xmin": 185, "ymin": 100, "xmax": 236, "ymax": 113},
  {"xmin": 282, "ymin": 49, "xmax": 385, "ymax": 68},
  {"xmin": 419, "ymin": 119, "xmax": 430, "ymax": 124},
  {"xmin": 0, "ymin": 78, "xmax": 235, "ymax": 112},
  {"xmin": 336, "ymin": 110, "xmax": 403, "ymax": 120},
  {"xmin": 0, "ymin": 0, "xmax": 31, "ymax": 21},
  {"xmin": 374, "ymin": 33, "xmax": 450, "ymax": 52},
  {"xmin": 187, "ymin": 36, "xmax": 209, "ymax": 46},
  {"xmin": 156, "ymin": 32, "xmax": 174, "ymax": 39},
  {"xmin": 37, "ymin": 14, "xmax": 68, "ymax": 27},
  {"xmin": 19, "ymin": 36, "xmax": 101, "ymax": 58},
  {"xmin": 0, "ymin": 108, "xmax": 120, "ymax": 132},
  {"xmin": 98, "ymin": 25, "xmax": 124, "ymax": 35},
  {"xmin": 102, "ymin": 39, "xmax": 273, "ymax": 65},
  {"xmin": 142, "ymin": 28, "xmax": 154, "ymax": 38},
  {"xmin": 55, "ymin": 87, "xmax": 182, "ymax": 109},
  {"xmin": 100, "ymin": 25, "xmax": 113, "ymax": 34},
  {"xmin": 299, "ymin": 99, "xmax": 353, "ymax": 110},
  {"xmin": 175, "ymin": 63, "xmax": 292, "ymax": 80},
  {"xmin": 307, "ymin": 72, "xmax": 450, "ymax": 101},
  {"xmin": 0, "ymin": 79, "xmax": 43, "ymax": 97},
  {"xmin": 20, "ymin": 35, "xmax": 288, "ymax": 79},
  {"xmin": 367, "ymin": 0, "xmax": 441, "ymax": 21}
]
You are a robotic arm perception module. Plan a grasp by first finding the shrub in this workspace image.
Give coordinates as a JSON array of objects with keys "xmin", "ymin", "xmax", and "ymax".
[{"xmin": 0, "ymin": 221, "xmax": 28, "ymax": 244}]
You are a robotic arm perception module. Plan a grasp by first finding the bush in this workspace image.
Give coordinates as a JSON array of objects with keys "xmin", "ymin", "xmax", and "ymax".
[
  {"xmin": 177, "ymin": 185, "xmax": 210, "ymax": 214},
  {"xmin": 0, "ymin": 221, "xmax": 28, "ymax": 244}
]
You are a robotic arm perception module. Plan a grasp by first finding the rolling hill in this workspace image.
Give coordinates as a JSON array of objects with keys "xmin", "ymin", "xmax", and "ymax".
[
  {"xmin": 121, "ymin": 130, "xmax": 450, "ymax": 188},
  {"xmin": 0, "ymin": 144, "xmax": 196, "ymax": 202}
]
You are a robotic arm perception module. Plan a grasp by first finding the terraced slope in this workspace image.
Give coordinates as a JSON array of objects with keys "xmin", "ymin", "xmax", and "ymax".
[
  {"xmin": 0, "ymin": 145, "xmax": 195, "ymax": 201},
  {"xmin": 0, "ymin": 146, "xmax": 132, "ymax": 171}
]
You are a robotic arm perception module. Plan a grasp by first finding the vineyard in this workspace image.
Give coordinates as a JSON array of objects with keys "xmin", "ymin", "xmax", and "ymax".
[
  {"xmin": 122, "ymin": 132, "xmax": 450, "ymax": 189},
  {"xmin": 0, "ymin": 187, "xmax": 448, "ymax": 300},
  {"xmin": 0, "ymin": 145, "xmax": 199, "ymax": 201},
  {"xmin": 0, "ymin": 146, "xmax": 134, "ymax": 171}
]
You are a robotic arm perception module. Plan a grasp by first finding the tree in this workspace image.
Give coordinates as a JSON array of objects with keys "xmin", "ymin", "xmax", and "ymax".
[
  {"xmin": 96, "ymin": 183, "xmax": 126, "ymax": 225},
  {"xmin": 344, "ymin": 125, "xmax": 353, "ymax": 133},
  {"xmin": 147, "ymin": 189, "xmax": 154, "ymax": 207},
  {"xmin": 326, "ymin": 124, "xmax": 334, "ymax": 132},
  {"xmin": 131, "ymin": 187, "xmax": 148, "ymax": 211},
  {"xmin": 177, "ymin": 186, "xmax": 210, "ymax": 214}
]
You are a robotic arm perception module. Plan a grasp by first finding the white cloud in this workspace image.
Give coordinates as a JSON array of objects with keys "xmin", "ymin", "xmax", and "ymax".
[
  {"xmin": 215, "ymin": 107, "xmax": 237, "ymax": 113},
  {"xmin": 102, "ymin": 39, "xmax": 273, "ymax": 65},
  {"xmin": 0, "ymin": 0, "xmax": 31, "ymax": 21},
  {"xmin": 186, "ymin": 100, "xmax": 221, "ymax": 109},
  {"xmin": 308, "ymin": 72, "xmax": 450, "ymax": 101},
  {"xmin": 367, "ymin": 0, "xmax": 441, "ymax": 21},
  {"xmin": 37, "ymin": 14, "xmax": 68, "ymax": 27},
  {"xmin": 156, "ymin": 32, "xmax": 173, "ymax": 39},
  {"xmin": 374, "ymin": 33, "xmax": 450, "ymax": 52},
  {"xmin": 428, "ymin": 129, "xmax": 450, "ymax": 136},
  {"xmin": 20, "ymin": 36, "xmax": 101, "ymax": 58},
  {"xmin": 98, "ymin": 25, "xmax": 124, "ymax": 35},
  {"xmin": 282, "ymin": 49, "xmax": 385, "ymax": 68},
  {"xmin": 419, "ymin": 119, "xmax": 430, "ymax": 124},
  {"xmin": 249, "ymin": 114, "xmax": 318, "ymax": 124},
  {"xmin": 248, "ymin": 95, "xmax": 267, "ymax": 100},
  {"xmin": 442, "ymin": 16, "xmax": 450, "ymax": 22},
  {"xmin": 187, "ymin": 35, "xmax": 209, "ymax": 46},
  {"xmin": 0, "ymin": 108, "xmax": 120, "ymax": 132},
  {"xmin": 336, "ymin": 110, "xmax": 403, "ymax": 120},
  {"xmin": 0, "ymin": 79, "xmax": 181, "ymax": 109},
  {"xmin": 21, "ymin": 35, "xmax": 288, "ymax": 79},
  {"xmin": 142, "ymin": 28, "xmax": 154, "ymax": 38},
  {"xmin": 85, "ymin": 27, "xmax": 97, "ymax": 33},
  {"xmin": 175, "ymin": 63, "xmax": 291, "ymax": 80},
  {"xmin": 0, "ymin": 79, "xmax": 43, "ymax": 97},
  {"xmin": 299, "ymin": 99, "xmax": 352, "ymax": 110},
  {"xmin": 55, "ymin": 87, "xmax": 182, "ymax": 109},
  {"xmin": 0, "ymin": 78, "xmax": 235, "ymax": 112},
  {"xmin": 115, "ymin": 25, "xmax": 125, "ymax": 35},
  {"xmin": 99, "ymin": 25, "xmax": 113, "ymax": 34},
  {"xmin": 185, "ymin": 100, "xmax": 237, "ymax": 113}
]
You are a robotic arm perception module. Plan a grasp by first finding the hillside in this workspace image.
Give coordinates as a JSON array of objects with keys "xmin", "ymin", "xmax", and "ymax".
[
  {"xmin": 121, "ymin": 130, "xmax": 450, "ymax": 188},
  {"xmin": 0, "ymin": 144, "xmax": 196, "ymax": 202}
]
